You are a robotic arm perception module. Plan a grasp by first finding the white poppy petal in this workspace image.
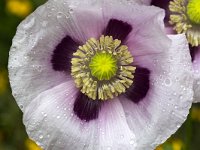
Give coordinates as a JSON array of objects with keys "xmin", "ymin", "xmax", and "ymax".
[
  {"xmin": 117, "ymin": 0, "xmax": 151, "ymax": 5},
  {"xmin": 23, "ymin": 81, "xmax": 136, "ymax": 150},
  {"xmin": 8, "ymin": 0, "xmax": 106, "ymax": 110},
  {"xmin": 102, "ymin": 0, "xmax": 171, "ymax": 57},
  {"xmin": 9, "ymin": 0, "xmax": 194, "ymax": 149},
  {"xmin": 120, "ymin": 34, "xmax": 193, "ymax": 150}
]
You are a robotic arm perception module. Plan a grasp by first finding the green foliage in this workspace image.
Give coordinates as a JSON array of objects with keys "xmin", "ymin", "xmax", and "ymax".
[{"xmin": 0, "ymin": 1, "xmax": 46, "ymax": 149}]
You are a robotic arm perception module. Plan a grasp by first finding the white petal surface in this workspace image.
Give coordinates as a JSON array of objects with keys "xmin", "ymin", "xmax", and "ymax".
[
  {"xmin": 9, "ymin": 0, "xmax": 194, "ymax": 150},
  {"xmin": 8, "ymin": 0, "xmax": 106, "ymax": 110},
  {"xmin": 102, "ymin": 0, "xmax": 171, "ymax": 58},
  {"xmin": 120, "ymin": 34, "xmax": 193, "ymax": 150},
  {"xmin": 23, "ymin": 81, "xmax": 136, "ymax": 150},
  {"xmin": 140, "ymin": 0, "xmax": 151, "ymax": 5},
  {"xmin": 115, "ymin": 0, "xmax": 151, "ymax": 5},
  {"xmin": 193, "ymin": 47, "xmax": 200, "ymax": 102}
]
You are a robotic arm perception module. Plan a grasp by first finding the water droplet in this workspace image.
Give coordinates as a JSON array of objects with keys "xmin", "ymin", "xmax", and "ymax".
[
  {"xmin": 39, "ymin": 135, "xmax": 43, "ymax": 139},
  {"xmin": 164, "ymin": 78, "xmax": 171, "ymax": 86},
  {"xmin": 23, "ymin": 17, "xmax": 35, "ymax": 30},
  {"xmin": 129, "ymin": 138, "xmax": 135, "ymax": 145},
  {"xmin": 19, "ymin": 104, "xmax": 23, "ymax": 109},
  {"xmin": 69, "ymin": 8, "xmax": 73, "ymax": 14},
  {"xmin": 41, "ymin": 21, "xmax": 48, "ymax": 27},
  {"xmin": 57, "ymin": 12, "xmax": 63, "ymax": 19}
]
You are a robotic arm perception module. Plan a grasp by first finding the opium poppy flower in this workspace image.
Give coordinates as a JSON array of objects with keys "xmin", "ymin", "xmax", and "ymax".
[{"xmin": 9, "ymin": 0, "xmax": 194, "ymax": 149}]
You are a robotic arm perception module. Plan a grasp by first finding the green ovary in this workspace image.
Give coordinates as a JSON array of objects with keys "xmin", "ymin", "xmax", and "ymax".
[
  {"xmin": 89, "ymin": 52, "xmax": 117, "ymax": 81},
  {"xmin": 187, "ymin": 0, "xmax": 200, "ymax": 24}
]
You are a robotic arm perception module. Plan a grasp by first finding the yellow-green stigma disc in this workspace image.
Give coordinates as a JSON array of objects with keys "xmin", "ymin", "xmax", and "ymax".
[
  {"xmin": 89, "ymin": 52, "xmax": 117, "ymax": 81},
  {"xmin": 187, "ymin": 0, "xmax": 200, "ymax": 24},
  {"xmin": 71, "ymin": 35, "xmax": 135, "ymax": 100}
]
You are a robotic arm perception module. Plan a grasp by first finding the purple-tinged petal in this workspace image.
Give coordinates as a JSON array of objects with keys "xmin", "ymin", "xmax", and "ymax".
[
  {"xmin": 51, "ymin": 36, "xmax": 80, "ymax": 72},
  {"xmin": 140, "ymin": 0, "xmax": 152, "ymax": 5},
  {"xmin": 102, "ymin": 1, "xmax": 171, "ymax": 56},
  {"xmin": 9, "ymin": 0, "xmax": 194, "ymax": 149},
  {"xmin": 193, "ymin": 46, "xmax": 200, "ymax": 102},
  {"xmin": 57, "ymin": 0, "xmax": 105, "ymax": 42},
  {"xmin": 119, "ymin": 0, "xmax": 151, "ymax": 5},
  {"xmin": 120, "ymin": 34, "xmax": 193, "ymax": 150},
  {"xmin": 97, "ymin": 98, "xmax": 136, "ymax": 149},
  {"xmin": 165, "ymin": 26, "xmax": 176, "ymax": 35},
  {"xmin": 23, "ymin": 81, "xmax": 136, "ymax": 150},
  {"xmin": 8, "ymin": 0, "xmax": 106, "ymax": 110}
]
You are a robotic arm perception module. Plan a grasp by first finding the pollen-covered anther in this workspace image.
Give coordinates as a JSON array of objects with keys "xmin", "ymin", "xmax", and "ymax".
[
  {"xmin": 71, "ymin": 35, "xmax": 136, "ymax": 100},
  {"xmin": 169, "ymin": 0, "xmax": 191, "ymax": 33},
  {"xmin": 169, "ymin": 0, "xmax": 200, "ymax": 46}
]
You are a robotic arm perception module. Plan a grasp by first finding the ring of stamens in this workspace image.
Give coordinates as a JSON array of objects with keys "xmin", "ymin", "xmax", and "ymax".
[
  {"xmin": 71, "ymin": 35, "xmax": 136, "ymax": 100},
  {"xmin": 169, "ymin": 0, "xmax": 200, "ymax": 46}
]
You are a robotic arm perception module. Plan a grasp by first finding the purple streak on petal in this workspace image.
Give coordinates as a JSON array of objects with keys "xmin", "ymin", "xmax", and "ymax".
[
  {"xmin": 190, "ymin": 45, "xmax": 199, "ymax": 62},
  {"xmin": 151, "ymin": 0, "xmax": 171, "ymax": 25},
  {"xmin": 103, "ymin": 19, "xmax": 132, "ymax": 42},
  {"xmin": 73, "ymin": 92, "xmax": 103, "ymax": 122},
  {"xmin": 123, "ymin": 67, "xmax": 150, "ymax": 103},
  {"xmin": 51, "ymin": 36, "xmax": 81, "ymax": 72}
]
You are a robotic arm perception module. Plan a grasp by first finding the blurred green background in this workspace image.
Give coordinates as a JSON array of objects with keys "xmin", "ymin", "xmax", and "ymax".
[{"xmin": 0, "ymin": 0, "xmax": 200, "ymax": 150}]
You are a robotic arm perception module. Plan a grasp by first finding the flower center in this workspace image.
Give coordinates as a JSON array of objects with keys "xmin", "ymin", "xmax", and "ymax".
[
  {"xmin": 71, "ymin": 35, "xmax": 136, "ymax": 100},
  {"xmin": 187, "ymin": 0, "xmax": 200, "ymax": 25},
  {"xmin": 169, "ymin": 0, "xmax": 200, "ymax": 46},
  {"xmin": 89, "ymin": 52, "xmax": 117, "ymax": 81}
]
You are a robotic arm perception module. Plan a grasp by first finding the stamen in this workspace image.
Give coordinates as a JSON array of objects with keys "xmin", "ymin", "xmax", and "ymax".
[
  {"xmin": 71, "ymin": 35, "xmax": 136, "ymax": 100},
  {"xmin": 169, "ymin": 0, "xmax": 191, "ymax": 33},
  {"xmin": 169, "ymin": 0, "xmax": 200, "ymax": 46}
]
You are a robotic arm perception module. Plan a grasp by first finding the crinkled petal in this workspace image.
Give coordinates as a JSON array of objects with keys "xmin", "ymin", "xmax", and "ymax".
[
  {"xmin": 120, "ymin": 34, "xmax": 193, "ymax": 150},
  {"xmin": 8, "ymin": 0, "xmax": 105, "ymax": 110},
  {"xmin": 23, "ymin": 81, "xmax": 136, "ymax": 150},
  {"xmin": 116, "ymin": 0, "xmax": 151, "ymax": 5},
  {"xmin": 9, "ymin": 1, "xmax": 194, "ymax": 150},
  {"xmin": 102, "ymin": 0, "xmax": 171, "ymax": 57},
  {"xmin": 193, "ymin": 47, "xmax": 200, "ymax": 102},
  {"xmin": 48, "ymin": 0, "xmax": 105, "ymax": 41},
  {"xmin": 138, "ymin": 0, "xmax": 151, "ymax": 5}
]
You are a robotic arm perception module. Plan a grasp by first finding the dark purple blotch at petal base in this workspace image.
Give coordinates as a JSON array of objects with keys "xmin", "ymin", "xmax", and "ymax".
[
  {"xmin": 51, "ymin": 36, "xmax": 80, "ymax": 72},
  {"xmin": 124, "ymin": 67, "xmax": 150, "ymax": 103},
  {"xmin": 190, "ymin": 45, "xmax": 199, "ymax": 62},
  {"xmin": 104, "ymin": 19, "xmax": 132, "ymax": 42},
  {"xmin": 73, "ymin": 92, "xmax": 103, "ymax": 122}
]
